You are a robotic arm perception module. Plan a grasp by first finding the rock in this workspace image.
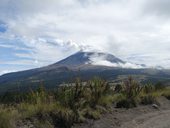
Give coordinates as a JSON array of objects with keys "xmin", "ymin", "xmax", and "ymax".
[{"xmin": 152, "ymin": 104, "xmax": 159, "ymax": 109}]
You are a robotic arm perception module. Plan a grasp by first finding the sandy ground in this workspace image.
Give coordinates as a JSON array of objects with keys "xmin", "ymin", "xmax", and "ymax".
[{"xmin": 74, "ymin": 97, "xmax": 170, "ymax": 128}]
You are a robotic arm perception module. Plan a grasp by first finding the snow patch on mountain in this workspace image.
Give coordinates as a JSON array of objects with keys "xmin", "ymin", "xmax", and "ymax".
[{"xmin": 88, "ymin": 53, "xmax": 145, "ymax": 69}]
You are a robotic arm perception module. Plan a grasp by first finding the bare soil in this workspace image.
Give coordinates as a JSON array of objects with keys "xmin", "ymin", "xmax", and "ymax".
[{"xmin": 73, "ymin": 97, "xmax": 170, "ymax": 128}]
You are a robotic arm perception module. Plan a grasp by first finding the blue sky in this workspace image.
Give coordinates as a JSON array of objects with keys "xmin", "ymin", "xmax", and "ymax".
[
  {"xmin": 0, "ymin": 22, "xmax": 7, "ymax": 33},
  {"xmin": 1, "ymin": 0, "xmax": 170, "ymax": 75}
]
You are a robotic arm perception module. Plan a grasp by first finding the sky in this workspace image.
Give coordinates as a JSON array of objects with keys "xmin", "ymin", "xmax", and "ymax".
[{"xmin": 1, "ymin": 0, "xmax": 170, "ymax": 75}]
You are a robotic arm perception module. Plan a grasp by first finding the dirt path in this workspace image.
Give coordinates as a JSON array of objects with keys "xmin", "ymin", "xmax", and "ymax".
[
  {"xmin": 121, "ymin": 110, "xmax": 170, "ymax": 128},
  {"xmin": 75, "ymin": 108, "xmax": 170, "ymax": 128},
  {"xmin": 74, "ymin": 97, "xmax": 170, "ymax": 128}
]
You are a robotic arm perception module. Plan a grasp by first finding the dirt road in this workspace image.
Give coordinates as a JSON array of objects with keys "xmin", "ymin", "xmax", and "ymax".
[{"xmin": 121, "ymin": 110, "xmax": 170, "ymax": 128}]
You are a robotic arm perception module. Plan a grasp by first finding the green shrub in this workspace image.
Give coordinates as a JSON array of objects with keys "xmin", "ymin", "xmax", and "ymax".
[
  {"xmin": 124, "ymin": 77, "xmax": 142, "ymax": 98},
  {"xmin": 87, "ymin": 77, "xmax": 111, "ymax": 108},
  {"xmin": 140, "ymin": 95, "xmax": 157, "ymax": 105},
  {"xmin": 116, "ymin": 98, "xmax": 137, "ymax": 108},
  {"xmin": 83, "ymin": 107, "xmax": 101, "ymax": 120},
  {"xmin": 114, "ymin": 84, "xmax": 123, "ymax": 93},
  {"xmin": 98, "ymin": 95, "xmax": 114, "ymax": 107},
  {"xmin": 55, "ymin": 79, "xmax": 86, "ymax": 109},
  {"xmin": 111, "ymin": 93, "xmax": 125, "ymax": 103},
  {"xmin": 142, "ymin": 84, "xmax": 155, "ymax": 94},
  {"xmin": 51, "ymin": 107, "xmax": 75, "ymax": 128},
  {"xmin": 116, "ymin": 77, "xmax": 142, "ymax": 108},
  {"xmin": 27, "ymin": 86, "xmax": 48, "ymax": 104}
]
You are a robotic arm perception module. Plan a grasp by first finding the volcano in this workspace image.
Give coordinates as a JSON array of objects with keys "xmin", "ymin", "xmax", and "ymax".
[{"xmin": 0, "ymin": 51, "xmax": 169, "ymax": 93}]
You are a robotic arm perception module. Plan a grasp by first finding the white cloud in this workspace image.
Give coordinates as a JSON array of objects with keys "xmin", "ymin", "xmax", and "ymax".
[
  {"xmin": 0, "ymin": 70, "xmax": 16, "ymax": 76},
  {"xmin": 89, "ymin": 52, "xmax": 144, "ymax": 69},
  {"xmin": 1, "ymin": 0, "xmax": 170, "ymax": 71}
]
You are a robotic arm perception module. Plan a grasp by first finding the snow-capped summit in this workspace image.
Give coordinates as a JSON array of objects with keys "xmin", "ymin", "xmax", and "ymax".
[{"xmin": 55, "ymin": 51, "xmax": 146, "ymax": 69}]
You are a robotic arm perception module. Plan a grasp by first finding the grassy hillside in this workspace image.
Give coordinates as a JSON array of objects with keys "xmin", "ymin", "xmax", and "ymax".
[{"xmin": 0, "ymin": 77, "xmax": 170, "ymax": 128}]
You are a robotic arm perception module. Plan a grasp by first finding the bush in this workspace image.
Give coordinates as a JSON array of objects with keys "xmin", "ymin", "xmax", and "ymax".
[
  {"xmin": 140, "ymin": 95, "xmax": 157, "ymax": 105},
  {"xmin": 142, "ymin": 84, "xmax": 155, "ymax": 94},
  {"xmin": 116, "ymin": 77, "xmax": 141, "ymax": 108},
  {"xmin": 116, "ymin": 98, "xmax": 137, "ymax": 108},
  {"xmin": 122, "ymin": 77, "xmax": 142, "ymax": 99},
  {"xmin": 114, "ymin": 84, "xmax": 123, "ymax": 93},
  {"xmin": 98, "ymin": 95, "xmax": 114, "ymax": 107},
  {"xmin": 51, "ymin": 107, "xmax": 75, "ymax": 128},
  {"xmin": 87, "ymin": 77, "xmax": 111, "ymax": 108},
  {"xmin": 55, "ymin": 78, "xmax": 86, "ymax": 110},
  {"xmin": 83, "ymin": 107, "xmax": 101, "ymax": 120}
]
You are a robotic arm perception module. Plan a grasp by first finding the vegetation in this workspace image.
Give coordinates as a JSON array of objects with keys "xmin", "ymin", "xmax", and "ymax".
[
  {"xmin": 116, "ymin": 77, "xmax": 142, "ymax": 108},
  {"xmin": 0, "ymin": 77, "xmax": 169, "ymax": 128}
]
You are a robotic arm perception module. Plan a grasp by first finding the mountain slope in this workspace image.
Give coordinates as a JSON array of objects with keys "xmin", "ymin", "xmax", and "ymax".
[
  {"xmin": 0, "ymin": 51, "xmax": 169, "ymax": 93},
  {"xmin": 48, "ymin": 51, "xmax": 146, "ymax": 69},
  {"xmin": 55, "ymin": 51, "xmax": 125, "ymax": 66}
]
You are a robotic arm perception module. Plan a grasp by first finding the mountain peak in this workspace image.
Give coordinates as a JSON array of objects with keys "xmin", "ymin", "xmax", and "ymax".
[{"xmin": 53, "ymin": 51, "xmax": 145, "ymax": 69}]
